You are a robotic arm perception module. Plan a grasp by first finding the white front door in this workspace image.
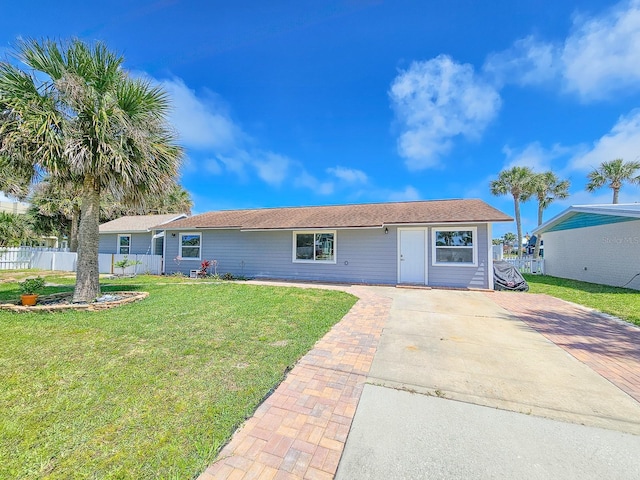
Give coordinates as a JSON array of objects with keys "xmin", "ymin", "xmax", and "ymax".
[{"xmin": 398, "ymin": 229, "xmax": 426, "ymax": 284}]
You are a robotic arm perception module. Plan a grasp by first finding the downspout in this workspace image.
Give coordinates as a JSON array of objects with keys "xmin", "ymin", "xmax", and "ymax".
[{"xmin": 487, "ymin": 223, "xmax": 494, "ymax": 290}]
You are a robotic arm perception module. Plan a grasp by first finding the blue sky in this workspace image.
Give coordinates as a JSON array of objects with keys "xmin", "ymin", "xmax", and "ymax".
[{"xmin": 3, "ymin": 0, "xmax": 640, "ymax": 238}]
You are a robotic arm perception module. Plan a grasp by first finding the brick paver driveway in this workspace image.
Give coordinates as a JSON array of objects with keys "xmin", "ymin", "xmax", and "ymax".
[
  {"xmin": 198, "ymin": 285, "xmax": 640, "ymax": 479},
  {"xmin": 489, "ymin": 292, "xmax": 640, "ymax": 403}
]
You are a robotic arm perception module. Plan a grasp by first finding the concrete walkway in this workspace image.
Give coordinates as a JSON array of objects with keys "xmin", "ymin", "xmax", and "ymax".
[{"xmin": 199, "ymin": 284, "xmax": 640, "ymax": 479}]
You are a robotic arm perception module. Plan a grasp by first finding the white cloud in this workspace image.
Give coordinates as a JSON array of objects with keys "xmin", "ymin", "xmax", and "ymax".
[
  {"xmin": 502, "ymin": 142, "xmax": 574, "ymax": 172},
  {"xmin": 326, "ymin": 166, "xmax": 368, "ymax": 183},
  {"xmin": 153, "ymin": 75, "xmax": 354, "ymax": 196},
  {"xmin": 559, "ymin": 189, "xmax": 640, "ymax": 206},
  {"xmin": 387, "ymin": 186, "xmax": 421, "ymax": 202},
  {"xmin": 159, "ymin": 77, "xmax": 240, "ymax": 151},
  {"xmin": 216, "ymin": 154, "xmax": 248, "ymax": 179},
  {"xmin": 294, "ymin": 172, "xmax": 334, "ymax": 195},
  {"xmin": 562, "ymin": 0, "xmax": 640, "ymax": 100},
  {"xmin": 390, "ymin": 55, "xmax": 501, "ymax": 170},
  {"xmin": 253, "ymin": 153, "xmax": 291, "ymax": 186},
  {"xmin": 484, "ymin": 36, "xmax": 560, "ymax": 87},
  {"xmin": 568, "ymin": 109, "xmax": 640, "ymax": 171},
  {"xmin": 204, "ymin": 158, "xmax": 223, "ymax": 175},
  {"xmin": 484, "ymin": 1, "xmax": 640, "ymax": 101}
]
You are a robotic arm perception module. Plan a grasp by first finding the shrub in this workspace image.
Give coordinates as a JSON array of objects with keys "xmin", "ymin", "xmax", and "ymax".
[{"xmin": 19, "ymin": 277, "xmax": 46, "ymax": 295}]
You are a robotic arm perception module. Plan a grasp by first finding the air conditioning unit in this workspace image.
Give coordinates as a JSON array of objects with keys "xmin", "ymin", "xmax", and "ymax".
[{"xmin": 190, "ymin": 270, "xmax": 199, "ymax": 278}]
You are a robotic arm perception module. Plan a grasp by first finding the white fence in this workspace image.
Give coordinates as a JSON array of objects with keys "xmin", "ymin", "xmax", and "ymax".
[
  {"xmin": 504, "ymin": 257, "xmax": 545, "ymax": 275},
  {"xmin": 98, "ymin": 254, "xmax": 162, "ymax": 275},
  {"xmin": 0, "ymin": 247, "xmax": 162, "ymax": 275},
  {"xmin": 0, "ymin": 247, "xmax": 71, "ymax": 270}
]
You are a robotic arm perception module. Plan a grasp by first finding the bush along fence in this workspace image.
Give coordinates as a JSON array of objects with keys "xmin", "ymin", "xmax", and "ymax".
[{"xmin": 0, "ymin": 247, "xmax": 162, "ymax": 275}]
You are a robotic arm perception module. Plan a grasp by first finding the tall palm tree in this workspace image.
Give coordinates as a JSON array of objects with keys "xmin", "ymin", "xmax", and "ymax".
[
  {"xmin": 0, "ymin": 39, "xmax": 182, "ymax": 302},
  {"xmin": 490, "ymin": 166, "xmax": 535, "ymax": 259},
  {"xmin": 586, "ymin": 158, "xmax": 640, "ymax": 204},
  {"xmin": 531, "ymin": 171, "xmax": 570, "ymax": 258}
]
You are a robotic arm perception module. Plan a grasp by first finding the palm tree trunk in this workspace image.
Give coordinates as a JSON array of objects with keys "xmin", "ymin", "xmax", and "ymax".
[
  {"xmin": 612, "ymin": 188, "xmax": 619, "ymax": 204},
  {"xmin": 533, "ymin": 203, "xmax": 543, "ymax": 259},
  {"xmin": 73, "ymin": 177, "xmax": 101, "ymax": 303},
  {"xmin": 514, "ymin": 197, "xmax": 523, "ymax": 259}
]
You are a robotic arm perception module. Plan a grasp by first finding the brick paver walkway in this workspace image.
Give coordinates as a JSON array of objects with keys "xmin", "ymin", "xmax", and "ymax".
[
  {"xmin": 489, "ymin": 292, "xmax": 640, "ymax": 403},
  {"xmin": 198, "ymin": 286, "xmax": 391, "ymax": 480}
]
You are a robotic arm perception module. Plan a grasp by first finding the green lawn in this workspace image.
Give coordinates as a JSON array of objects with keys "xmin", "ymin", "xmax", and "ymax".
[
  {"xmin": 0, "ymin": 273, "xmax": 357, "ymax": 479},
  {"xmin": 523, "ymin": 274, "xmax": 640, "ymax": 326}
]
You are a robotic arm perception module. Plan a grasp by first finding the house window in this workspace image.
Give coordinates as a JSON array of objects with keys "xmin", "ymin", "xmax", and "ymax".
[
  {"xmin": 432, "ymin": 227, "xmax": 477, "ymax": 266},
  {"xmin": 117, "ymin": 234, "xmax": 131, "ymax": 255},
  {"xmin": 293, "ymin": 231, "xmax": 336, "ymax": 263},
  {"xmin": 180, "ymin": 233, "xmax": 201, "ymax": 259}
]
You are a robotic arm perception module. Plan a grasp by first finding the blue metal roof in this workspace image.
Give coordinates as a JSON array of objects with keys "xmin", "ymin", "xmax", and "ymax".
[
  {"xmin": 534, "ymin": 204, "xmax": 640, "ymax": 234},
  {"xmin": 545, "ymin": 212, "xmax": 637, "ymax": 232}
]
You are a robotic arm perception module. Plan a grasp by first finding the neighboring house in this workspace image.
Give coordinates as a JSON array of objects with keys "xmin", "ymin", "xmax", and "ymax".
[
  {"xmin": 534, "ymin": 204, "xmax": 640, "ymax": 290},
  {"xmin": 525, "ymin": 235, "xmax": 543, "ymax": 256},
  {"xmin": 160, "ymin": 199, "xmax": 512, "ymax": 289},
  {"xmin": 99, "ymin": 213, "xmax": 188, "ymax": 256},
  {"xmin": 0, "ymin": 198, "xmax": 29, "ymax": 214}
]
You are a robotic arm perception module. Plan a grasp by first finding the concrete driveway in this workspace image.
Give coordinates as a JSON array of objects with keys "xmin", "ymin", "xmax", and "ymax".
[{"xmin": 336, "ymin": 288, "xmax": 640, "ymax": 479}]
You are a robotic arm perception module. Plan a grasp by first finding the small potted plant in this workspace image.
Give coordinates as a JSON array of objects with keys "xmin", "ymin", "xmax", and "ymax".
[{"xmin": 19, "ymin": 277, "xmax": 46, "ymax": 306}]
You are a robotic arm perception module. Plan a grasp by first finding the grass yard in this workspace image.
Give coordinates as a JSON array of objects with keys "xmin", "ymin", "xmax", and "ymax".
[
  {"xmin": 524, "ymin": 274, "xmax": 640, "ymax": 326},
  {"xmin": 0, "ymin": 272, "xmax": 357, "ymax": 479}
]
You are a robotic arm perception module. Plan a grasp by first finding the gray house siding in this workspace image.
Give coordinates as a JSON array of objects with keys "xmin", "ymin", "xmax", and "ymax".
[
  {"xmin": 98, "ymin": 232, "xmax": 154, "ymax": 255},
  {"xmin": 543, "ymin": 220, "xmax": 640, "ymax": 290},
  {"xmin": 427, "ymin": 224, "xmax": 490, "ymax": 289},
  {"xmin": 165, "ymin": 227, "xmax": 399, "ymax": 284},
  {"xmin": 164, "ymin": 223, "xmax": 492, "ymax": 288}
]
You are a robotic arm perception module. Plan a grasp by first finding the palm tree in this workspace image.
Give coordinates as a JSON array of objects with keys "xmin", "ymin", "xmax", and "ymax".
[
  {"xmin": 100, "ymin": 182, "xmax": 193, "ymax": 220},
  {"xmin": 0, "ymin": 212, "xmax": 35, "ymax": 247},
  {"xmin": 28, "ymin": 179, "xmax": 81, "ymax": 250},
  {"xmin": 0, "ymin": 39, "xmax": 182, "ymax": 302},
  {"xmin": 490, "ymin": 166, "xmax": 535, "ymax": 258},
  {"xmin": 502, "ymin": 232, "xmax": 516, "ymax": 254},
  {"xmin": 531, "ymin": 171, "xmax": 570, "ymax": 258},
  {"xmin": 586, "ymin": 158, "xmax": 640, "ymax": 204}
]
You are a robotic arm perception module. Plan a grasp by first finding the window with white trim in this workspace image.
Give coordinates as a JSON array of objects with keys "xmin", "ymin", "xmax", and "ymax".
[
  {"xmin": 432, "ymin": 227, "xmax": 477, "ymax": 266},
  {"xmin": 117, "ymin": 234, "xmax": 131, "ymax": 255},
  {"xmin": 293, "ymin": 231, "xmax": 336, "ymax": 263},
  {"xmin": 180, "ymin": 233, "xmax": 201, "ymax": 259}
]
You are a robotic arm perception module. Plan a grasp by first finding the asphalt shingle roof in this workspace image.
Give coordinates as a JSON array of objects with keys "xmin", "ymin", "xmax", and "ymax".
[
  {"xmin": 99, "ymin": 213, "xmax": 187, "ymax": 233},
  {"xmin": 160, "ymin": 200, "xmax": 511, "ymax": 231}
]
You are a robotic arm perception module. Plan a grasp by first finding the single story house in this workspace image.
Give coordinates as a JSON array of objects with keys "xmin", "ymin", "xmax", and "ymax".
[
  {"xmin": 533, "ymin": 204, "xmax": 640, "ymax": 290},
  {"xmin": 99, "ymin": 213, "xmax": 188, "ymax": 256},
  {"xmin": 159, "ymin": 199, "xmax": 512, "ymax": 289}
]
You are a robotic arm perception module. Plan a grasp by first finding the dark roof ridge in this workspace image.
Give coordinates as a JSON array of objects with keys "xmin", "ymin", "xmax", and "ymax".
[{"xmin": 191, "ymin": 198, "xmax": 470, "ymax": 214}]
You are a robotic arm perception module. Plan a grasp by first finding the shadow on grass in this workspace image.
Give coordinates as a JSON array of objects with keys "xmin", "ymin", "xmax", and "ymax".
[{"xmin": 100, "ymin": 283, "xmax": 146, "ymax": 293}]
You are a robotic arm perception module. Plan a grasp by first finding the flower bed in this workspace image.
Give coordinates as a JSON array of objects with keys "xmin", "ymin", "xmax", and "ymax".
[{"xmin": 0, "ymin": 291, "xmax": 149, "ymax": 312}]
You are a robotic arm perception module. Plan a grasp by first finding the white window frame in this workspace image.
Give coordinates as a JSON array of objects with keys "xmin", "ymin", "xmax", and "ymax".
[
  {"xmin": 179, "ymin": 232, "xmax": 202, "ymax": 260},
  {"xmin": 117, "ymin": 234, "xmax": 131, "ymax": 255},
  {"xmin": 292, "ymin": 230, "xmax": 337, "ymax": 264},
  {"xmin": 431, "ymin": 226, "xmax": 477, "ymax": 267}
]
